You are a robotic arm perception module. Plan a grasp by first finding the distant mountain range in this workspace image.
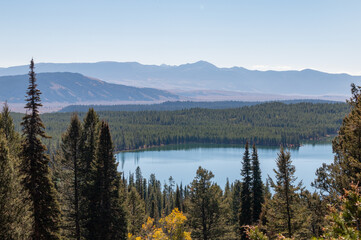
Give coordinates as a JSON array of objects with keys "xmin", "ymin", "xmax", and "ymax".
[
  {"xmin": 0, "ymin": 61, "xmax": 360, "ymax": 99},
  {"xmin": 0, "ymin": 72, "xmax": 178, "ymax": 103}
]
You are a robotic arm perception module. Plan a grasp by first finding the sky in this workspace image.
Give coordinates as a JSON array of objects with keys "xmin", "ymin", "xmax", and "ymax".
[{"xmin": 1, "ymin": 0, "xmax": 361, "ymax": 74}]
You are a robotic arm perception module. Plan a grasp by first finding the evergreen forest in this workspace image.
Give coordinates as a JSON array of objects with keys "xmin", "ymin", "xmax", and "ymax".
[
  {"xmin": 10, "ymin": 102, "xmax": 349, "ymax": 153},
  {"xmin": 3, "ymin": 61, "xmax": 361, "ymax": 240},
  {"xmin": 58, "ymin": 99, "xmax": 338, "ymax": 113}
]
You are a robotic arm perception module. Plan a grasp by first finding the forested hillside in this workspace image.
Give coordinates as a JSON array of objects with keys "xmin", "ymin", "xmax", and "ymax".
[
  {"xmin": 2, "ymin": 96, "xmax": 361, "ymax": 239},
  {"xmin": 2, "ymin": 61, "xmax": 361, "ymax": 240},
  {"xmin": 59, "ymin": 99, "xmax": 339, "ymax": 112},
  {"xmin": 11, "ymin": 102, "xmax": 349, "ymax": 152}
]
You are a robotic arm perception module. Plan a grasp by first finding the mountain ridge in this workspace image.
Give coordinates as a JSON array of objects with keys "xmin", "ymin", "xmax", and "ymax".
[
  {"xmin": 0, "ymin": 72, "xmax": 179, "ymax": 103},
  {"xmin": 0, "ymin": 60, "xmax": 360, "ymax": 99},
  {"xmin": 0, "ymin": 60, "xmax": 356, "ymax": 76}
]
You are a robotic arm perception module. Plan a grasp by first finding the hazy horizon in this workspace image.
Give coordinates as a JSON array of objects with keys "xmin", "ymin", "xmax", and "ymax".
[
  {"xmin": 1, "ymin": 1, "xmax": 361, "ymax": 75},
  {"xmin": 1, "ymin": 60, "xmax": 360, "ymax": 76}
]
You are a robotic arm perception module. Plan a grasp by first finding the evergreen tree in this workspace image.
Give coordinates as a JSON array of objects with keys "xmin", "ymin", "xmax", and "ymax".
[
  {"xmin": 266, "ymin": 148, "xmax": 310, "ymax": 239},
  {"xmin": 182, "ymin": 187, "xmax": 189, "ymax": 214},
  {"xmin": 128, "ymin": 173, "xmax": 135, "ymax": 189},
  {"xmin": 162, "ymin": 186, "xmax": 170, "ymax": 216},
  {"xmin": 168, "ymin": 176, "xmax": 175, "ymax": 212},
  {"xmin": 0, "ymin": 104, "xmax": 32, "ymax": 239},
  {"xmin": 0, "ymin": 134, "xmax": 18, "ymax": 239},
  {"xmin": 148, "ymin": 174, "xmax": 162, "ymax": 220},
  {"xmin": 251, "ymin": 144, "xmax": 263, "ymax": 223},
  {"xmin": 187, "ymin": 167, "xmax": 226, "ymax": 240},
  {"xmin": 60, "ymin": 114, "xmax": 82, "ymax": 239},
  {"xmin": 259, "ymin": 180, "xmax": 271, "ymax": 234},
  {"xmin": 135, "ymin": 166, "xmax": 144, "ymax": 197},
  {"xmin": 302, "ymin": 190, "xmax": 327, "ymax": 237},
  {"xmin": 314, "ymin": 84, "xmax": 361, "ymax": 198},
  {"xmin": 175, "ymin": 185, "xmax": 182, "ymax": 211},
  {"xmin": 21, "ymin": 59, "xmax": 61, "ymax": 240},
  {"xmin": 239, "ymin": 142, "xmax": 252, "ymax": 238},
  {"xmin": 323, "ymin": 183, "xmax": 361, "ymax": 239},
  {"xmin": 0, "ymin": 102, "xmax": 23, "ymax": 169},
  {"xmin": 127, "ymin": 187, "xmax": 146, "ymax": 235},
  {"xmin": 0, "ymin": 102, "xmax": 19, "ymax": 154},
  {"xmin": 0, "ymin": 132, "xmax": 32, "ymax": 239},
  {"xmin": 52, "ymin": 148, "xmax": 69, "ymax": 238},
  {"xmin": 79, "ymin": 108, "xmax": 99, "ymax": 237},
  {"xmin": 80, "ymin": 108, "xmax": 99, "ymax": 175},
  {"xmin": 143, "ymin": 178, "xmax": 147, "ymax": 200},
  {"xmin": 88, "ymin": 121, "xmax": 127, "ymax": 239},
  {"xmin": 149, "ymin": 195, "xmax": 158, "ymax": 220},
  {"xmin": 231, "ymin": 180, "xmax": 242, "ymax": 226},
  {"xmin": 221, "ymin": 178, "xmax": 238, "ymax": 240}
]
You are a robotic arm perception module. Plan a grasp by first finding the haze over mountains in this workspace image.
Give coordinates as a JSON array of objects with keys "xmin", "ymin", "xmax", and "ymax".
[
  {"xmin": 0, "ymin": 61, "xmax": 360, "ymax": 100},
  {"xmin": 0, "ymin": 60, "xmax": 359, "ymax": 112},
  {"xmin": 0, "ymin": 72, "xmax": 178, "ymax": 103}
]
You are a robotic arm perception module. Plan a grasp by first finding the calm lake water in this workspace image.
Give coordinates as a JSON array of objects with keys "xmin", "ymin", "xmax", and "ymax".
[{"xmin": 116, "ymin": 144, "xmax": 334, "ymax": 189}]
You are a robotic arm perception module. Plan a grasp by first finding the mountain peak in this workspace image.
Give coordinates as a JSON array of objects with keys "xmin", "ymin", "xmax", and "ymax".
[
  {"xmin": 178, "ymin": 60, "xmax": 217, "ymax": 69},
  {"xmin": 192, "ymin": 60, "xmax": 216, "ymax": 67}
]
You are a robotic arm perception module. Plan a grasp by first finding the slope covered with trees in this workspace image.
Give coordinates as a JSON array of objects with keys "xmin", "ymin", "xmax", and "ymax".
[
  {"xmin": 2, "ymin": 60, "xmax": 361, "ymax": 240},
  {"xmin": 59, "ymin": 99, "xmax": 338, "ymax": 112},
  {"xmin": 10, "ymin": 102, "xmax": 349, "ymax": 153}
]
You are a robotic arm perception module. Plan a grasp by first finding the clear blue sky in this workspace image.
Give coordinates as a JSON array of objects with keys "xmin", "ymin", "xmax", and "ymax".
[{"xmin": 1, "ymin": 0, "xmax": 360, "ymax": 74}]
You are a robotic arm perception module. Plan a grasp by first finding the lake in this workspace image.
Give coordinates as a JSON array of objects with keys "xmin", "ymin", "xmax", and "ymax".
[{"xmin": 116, "ymin": 143, "xmax": 334, "ymax": 189}]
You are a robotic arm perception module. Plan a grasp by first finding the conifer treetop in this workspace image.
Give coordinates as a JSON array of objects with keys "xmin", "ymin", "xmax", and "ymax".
[{"xmin": 22, "ymin": 58, "xmax": 47, "ymax": 139}]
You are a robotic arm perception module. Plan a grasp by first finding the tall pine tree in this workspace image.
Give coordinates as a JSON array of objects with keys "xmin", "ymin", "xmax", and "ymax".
[
  {"xmin": 187, "ymin": 167, "xmax": 226, "ymax": 240},
  {"xmin": 231, "ymin": 180, "xmax": 241, "ymax": 226},
  {"xmin": 60, "ymin": 114, "xmax": 82, "ymax": 239},
  {"xmin": 21, "ymin": 59, "xmax": 61, "ymax": 239},
  {"xmin": 88, "ymin": 121, "xmax": 127, "ymax": 239},
  {"xmin": 266, "ymin": 148, "xmax": 310, "ymax": 238},
  {"xmin": 251, "ymin": 143, "xmax": 263, "ymax": 223},
  {"xmin": 127, "ymin": 187, "xmax": 145, "ymax": 236},
  {"xmin": 79, "ymin": 108, "xmax": 99, "ymax": 238},
  {"xmin": 221, "ymin": 179, "xmax": 238, "ymax": 240},
  {"xmin": 239, "ymin": 141, "xmax": 252, "ymax": 239}
]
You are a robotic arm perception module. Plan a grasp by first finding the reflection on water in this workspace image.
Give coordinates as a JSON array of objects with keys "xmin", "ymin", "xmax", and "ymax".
[
  {"xmin": 120, "ymin": 154, "xmax": 125, "ymax": 169},
  {"xmin": 122, "ymin": 143, "xmax": 286, "ymax": 153},
  {"xmin": 116, "ymin": 143, "xmax": 333, "ymax": 190}
]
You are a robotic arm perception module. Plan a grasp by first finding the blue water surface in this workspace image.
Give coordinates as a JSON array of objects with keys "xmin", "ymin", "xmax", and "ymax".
[{"xmin": 116, "ymin": 144, "xmax": 333, "ymax": 189}]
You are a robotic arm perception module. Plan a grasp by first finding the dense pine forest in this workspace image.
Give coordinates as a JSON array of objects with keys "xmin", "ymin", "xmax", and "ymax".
[
  {"xmin": 10, "ymin": 102, "xmax": 349, "ymax": 153},
  {"xmin": 3, "ymin": 61, "xmax": 361, "ymax": 239},
  {"xmin": 59, "ymin": 100, "xmax": 338, "ymax": 112}
]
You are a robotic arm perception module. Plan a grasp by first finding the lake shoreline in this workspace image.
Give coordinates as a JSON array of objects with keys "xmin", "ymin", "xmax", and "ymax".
[
  {"xmin": 115, "ymin": 136, "xmax": 335, "ymax": 154},
  {"xmin": 116, "ymin": 143, "xmax": 334, "ymax": 190}
]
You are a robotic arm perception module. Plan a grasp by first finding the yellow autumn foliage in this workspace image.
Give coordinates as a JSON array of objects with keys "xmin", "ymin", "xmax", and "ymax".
[{"xmin": 128, "ymin": 208, "xmax": 191, "ymax": 240}]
